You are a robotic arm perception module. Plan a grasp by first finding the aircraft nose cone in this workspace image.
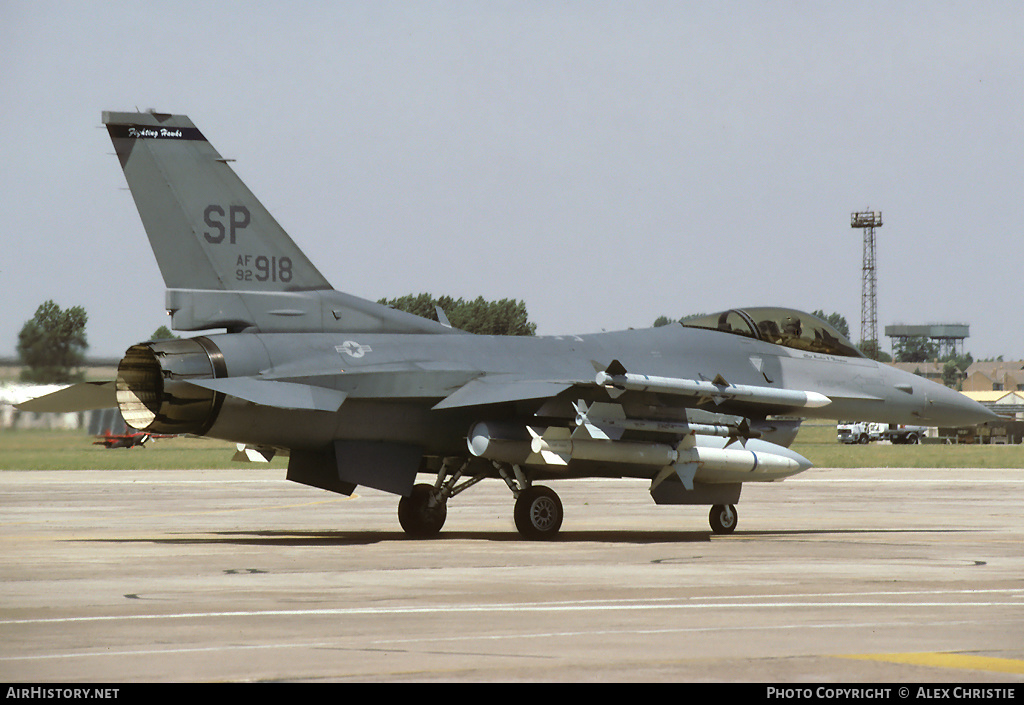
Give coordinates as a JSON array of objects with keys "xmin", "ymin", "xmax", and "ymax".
[{"xmin": 923, "ymin": 384, "xmax": 1000, "ymax": 426}]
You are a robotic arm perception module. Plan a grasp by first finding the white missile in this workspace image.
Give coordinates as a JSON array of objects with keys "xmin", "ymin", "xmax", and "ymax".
[
  {"xmin": 528, "ymin": 426, "xmax": 807, "ymax": 469},
  {"xmin": 595, "ymin": 368, "xmax": 830, "ymax": 409},
  {"xmin": 528, "ymin": 427, "xmax": 678, "ymax": 466},
  {"xmin": 572, "ymin": 400, "xmax": 759, "ymax": 441},
  {"xmin": 677, "ymin": 443, "xmax": 809, "ymax": 476},
  {"xmin": 468, "ymin": 421, "xmax": 813, "ymax": 484},
  {"xmin": 648, "ymin": 434, "xmax": 814, "ymax": 490}
]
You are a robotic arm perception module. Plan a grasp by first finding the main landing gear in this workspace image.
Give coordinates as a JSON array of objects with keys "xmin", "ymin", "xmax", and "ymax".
[
  {"xmin": 396, "ymin": 458, "xmax": 565, "ymax": 540},
  {"xmin": 397, "ymin": 457, "xmax": 735, "ymax": 539},
  {"xmin": 397, "ymin": 484, "xmax": 448, "ymax": 538},
  {"xmin": 512, "ymin": 485, "xmax": 564, "ymax": 540}
]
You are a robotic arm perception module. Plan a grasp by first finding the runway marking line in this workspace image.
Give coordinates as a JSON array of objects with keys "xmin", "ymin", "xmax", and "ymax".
[
  {"xmin": 3, "ymin": 587, "xmax": 1022, "ymax": 628},
  {"xmin": 838, "ymin": 652, "xmax": 1024, "ymax": 675}
]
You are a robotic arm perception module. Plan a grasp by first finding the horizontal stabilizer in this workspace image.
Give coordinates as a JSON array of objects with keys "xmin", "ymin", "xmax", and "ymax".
[
  {"xmin": 14, "ymin": 382, "xmax": 117, "ymax": 412},
  {"xmin": 186, "ymin": 378, "xmax": 347, "ymax": 412}
]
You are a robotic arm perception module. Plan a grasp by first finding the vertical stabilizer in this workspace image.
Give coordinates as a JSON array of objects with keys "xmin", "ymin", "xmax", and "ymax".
[
  {"xmin": 104, "ymin": 111, "xmax": 331, "ymax": 293},
  {"xmin": 103, "ymin": 111, "xmax": 452, "ymax": 335}
]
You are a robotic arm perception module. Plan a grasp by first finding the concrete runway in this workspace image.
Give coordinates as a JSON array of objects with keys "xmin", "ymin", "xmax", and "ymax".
[{"xmin": 2, "ymin": 467, "xmax": 1023, "ymax": 683}]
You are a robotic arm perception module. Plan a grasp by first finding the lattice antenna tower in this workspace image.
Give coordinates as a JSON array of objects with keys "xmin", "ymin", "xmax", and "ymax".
[{"xmin": 850, "ymin": 210, "xmax": 882, "ymax": 358}]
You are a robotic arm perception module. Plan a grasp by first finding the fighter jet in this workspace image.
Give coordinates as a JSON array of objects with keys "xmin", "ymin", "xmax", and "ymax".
[{"xmin": 18, "ymin": 111, "xmax": 997, "ymax": 539}]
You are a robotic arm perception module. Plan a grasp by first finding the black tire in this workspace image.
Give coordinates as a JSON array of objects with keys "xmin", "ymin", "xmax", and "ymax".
[
  {"xmin": 514, "ymin": 486, "xmax": 563, "ymax": 540},
  {"xmin": 858, "ymin": 434, "xmax": 869, "ymax": 444},
  {"xmin": 398, "ymin": 484, "xmax": 447, "ymax": 538},
  {"xmin": 709, "ymin": 504, "xmax": 738, "ymax": 534}
]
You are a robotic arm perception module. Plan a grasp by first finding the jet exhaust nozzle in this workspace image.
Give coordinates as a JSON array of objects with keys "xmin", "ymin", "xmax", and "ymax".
[{"xmin": 116, "ymin": 337, "xmax": 226, "ymax": 435}]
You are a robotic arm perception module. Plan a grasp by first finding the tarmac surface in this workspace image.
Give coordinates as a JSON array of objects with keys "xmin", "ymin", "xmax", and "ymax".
[{"xmin": 2, "ymin": 466, "xmax": 1023, "ymax": 683}]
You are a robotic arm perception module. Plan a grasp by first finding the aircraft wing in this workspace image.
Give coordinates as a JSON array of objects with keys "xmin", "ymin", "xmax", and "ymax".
[{"xmin": 432, "ymin": 374, "xmax": 578, "ymax": 410}]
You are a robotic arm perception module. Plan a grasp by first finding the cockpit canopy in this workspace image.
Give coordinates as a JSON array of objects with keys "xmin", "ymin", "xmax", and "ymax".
[{"xmin": 680, "ymin": 308, "xmax": 864, "ymax": 358}]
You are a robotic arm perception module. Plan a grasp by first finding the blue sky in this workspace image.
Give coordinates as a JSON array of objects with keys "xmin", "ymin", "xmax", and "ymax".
[{"xmin": 2, "ymin": 1, "xmax": 1021, "ymax": 359}]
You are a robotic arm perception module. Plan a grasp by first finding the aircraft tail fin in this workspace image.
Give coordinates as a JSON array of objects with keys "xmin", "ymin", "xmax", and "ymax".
[
  {"xmin": 103, "ymin": 111, "xmax": 449, "ymax": 335},
  {"xmin": 104, "ymin": 111, "xmax": 331, "ymax": 294}
]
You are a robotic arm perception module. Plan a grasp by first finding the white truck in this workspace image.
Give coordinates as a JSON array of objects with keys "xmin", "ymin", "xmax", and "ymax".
[{"xmin": 837, "ymin": 422, "xmax": 927, "ymax": 444}]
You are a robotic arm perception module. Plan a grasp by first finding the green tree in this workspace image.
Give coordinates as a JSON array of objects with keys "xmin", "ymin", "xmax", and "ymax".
[
  {"xmin": 653, "ymin": 313, "xmax": 707, "ymax": 327},
  {"xmin": 858, "ymin": 339, "xmax": 891, "ymax": 362},
  {"xmin": 893, "ymin": 336, "xmax": 939, "ymax": 363},
  {"xmin": 810, "ymin": 310, "xmax": 851, "ymax": 339},
  {"xmin": 150, "ymin": 325, "xmax": 179, "ymax": 340},
  {"xmin": 379, "ymin": 294, "xmax": 536, "ymax": 336},
  {"xmin": 17, "ymin": 300, "xmax": 89, "ymax": 383},
  {"xmin": 939, "ymin": 352, "xmax": 973, "ymax": 389},
  {"xmin": 941, "ymin": 360, "xmax": 962, "ymax": 389}
]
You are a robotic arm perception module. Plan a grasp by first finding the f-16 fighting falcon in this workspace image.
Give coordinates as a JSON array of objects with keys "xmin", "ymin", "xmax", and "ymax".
[{"xmin": 18, "ymin": 111, "xmax": 997, "ymax": 539}]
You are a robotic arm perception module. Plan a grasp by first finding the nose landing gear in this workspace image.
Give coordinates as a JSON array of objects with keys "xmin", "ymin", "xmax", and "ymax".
[{"xmin": 709, "ymin": 503, "xmax": 738, "ymax": 534}]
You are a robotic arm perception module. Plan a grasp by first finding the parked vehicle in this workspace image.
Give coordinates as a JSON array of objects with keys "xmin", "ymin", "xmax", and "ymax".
[
  {"xmin": 880, "ymin": 423, "xmax": 927, "ymax": 444},
  {"xmin": 837, "ymin": 421, "xmax": 882, "ymax": 444},
  {"xmin": 837, "ymin": 422, "xmax": 926, "ymax": 444}
]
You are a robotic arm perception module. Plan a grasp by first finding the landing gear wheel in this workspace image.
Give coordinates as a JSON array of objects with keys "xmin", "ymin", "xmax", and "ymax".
[
  {"xmin": 398, "ymin": 484, "xmax": 447, "ymax": 538},
  {"xmin": 514, "ymin": 486, "xmax": 563, "ymax": 540},
  {"xmin": 709, "ymin": 504, "xmax": 738, "ymax": 534}
]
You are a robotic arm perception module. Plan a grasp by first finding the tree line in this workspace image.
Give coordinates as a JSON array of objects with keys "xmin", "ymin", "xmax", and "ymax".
[{"xmin": 377, "ymin": 293, "xmax": 536, "ymax": 336}]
